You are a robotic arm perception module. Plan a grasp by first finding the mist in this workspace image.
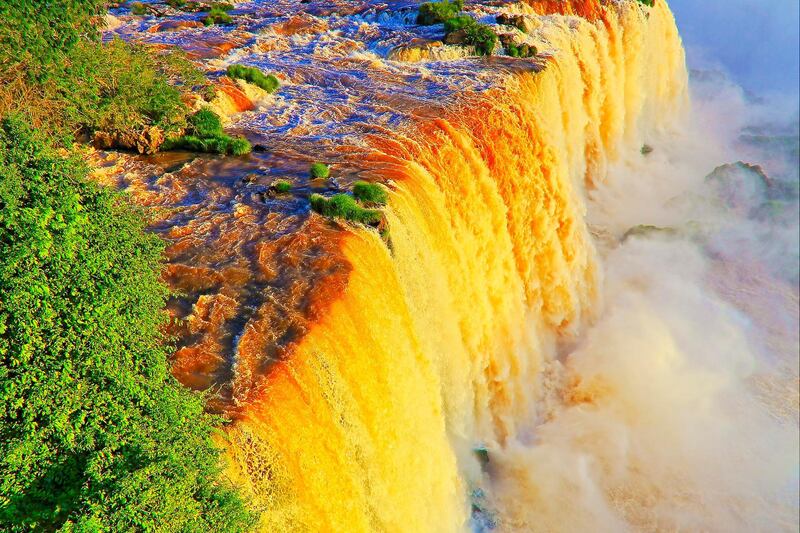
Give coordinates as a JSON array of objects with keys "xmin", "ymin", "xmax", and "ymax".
[{"xmin": 485, "ymin": 3, "xmax": 800, "ymax": 529}]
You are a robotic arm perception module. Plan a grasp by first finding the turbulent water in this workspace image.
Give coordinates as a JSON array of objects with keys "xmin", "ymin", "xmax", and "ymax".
[{"xmin": 96, "ymin": 1, "xmax": 799, "ymax": 531}]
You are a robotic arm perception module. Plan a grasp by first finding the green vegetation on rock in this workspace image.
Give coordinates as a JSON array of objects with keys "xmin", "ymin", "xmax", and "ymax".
[
  {"xmin": 203, "ymin": 6, "xmax": 233, "ymax": 25},
  {"xmin": 272, "ymin": 179, "xmax": 293, "ymax": 194},
  {"xmin": 637, "ymin": 0, "xmax": 655, "ymax": 6},
  {"xmin": 130, "ymin": 1, "xmax": 148, "ymax": 15},
  {"xmin": 417, "ymin": 0, "xmax": 463, "ymax": 25},
  {"xmin": 226, "ymin": 64, "xmax": 280, "ymax": 93},
  {"xmin": 443, "ymin": 15, "xmax": 474, "ymax": 33},
  {"xmin": 310, "ymin": 193, "xmax": 383, "ymax": 226},
  {"xmin": 463, "ymin": 23, "xmax": 498, "ymax": 56},
  {"xmin": 352, "ymin": 181, "xmax": 388, "ymax": 205},
  {"xmin": 506, "ymin": 42, "xmax": 536, "ymax": 58},
  {"xmin": 309, "ymin": 162, "xmax": 331, "ymax": 179},
  {"xmin": 163, "ymin": 109, "xmax": 252, "ymax": 155},
  {"xmin": 0, "ymin": 117, "xmax": 255, "ymax": 532}
]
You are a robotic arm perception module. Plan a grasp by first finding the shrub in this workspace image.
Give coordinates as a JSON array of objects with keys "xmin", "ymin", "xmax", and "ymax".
[
  {"xmin": 203, "ymin": 6, "xmax": 233, "ymax": 25},
  {"xmin": 309, "ymin": 162, "xmax": 330, "ymax": 179},
  {"xmin": 637, "ymin": 0, "xmax": 655, "ymax": 6},
  {"xmin": 57, "ymin": 39, "xmax": 210, "ymax": 138},
  {"xmin": 310, "ymin": 194, "xmax": 383, "ymax": 226},
  {"xmin": 2, "ymin": 37, "xmax": 211, "ymax": 145},
  {"xmin": 444, "ymin": 15, "xmax": 475, "ymax": 33},
  {"xmin": 0, "ymin": 0, "xmax": 106, "ymax": 81},
  {"xmin": 352, "ymin": 181, "xmax": 388, "ymax": 205},
  {"xmin": 272, "ymin": 180, "xmax": 292, "ymax": 194},
  {"xmin": 188, "ymin": 108, "xmax": 224, "ymax": 138},
  {"xmin": 417, "ymin": 1, "xmax": 462, "ymax": 25},
  {"xmin": 209, "ymin": 2, "xmax": 235, "ymax": 11},
  {"xmin": 226, "ymin": 64, "xmax": 280, "ymax": 93},
  {"xmin": 0, "ymin": 117, "xmax": 255, "ymax": 531},
  {"xmin": 130, "ymin": 1, "xmax": 148, "ymax": 15},
  {"xmin": 163, "ymin": 133, "xmax": 252, "ymax": 155},
  {"xmin": 464, "ymin": 23, "xmax": 497, "ymax": 56},
  {"xmin": 506, "ymin": 43, "xmax": 536, "ymax": 58}
]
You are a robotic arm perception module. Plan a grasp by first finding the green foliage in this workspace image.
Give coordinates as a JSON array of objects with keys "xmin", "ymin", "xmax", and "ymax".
[
  {"xmin": 637, "ymin": 0, "xmax": 655, "ymax": 6},
  {"xmin": 130, "ymin": 2, "xmax": 148, "ymax": 15},
  {"xmin": 417, "ymin": 1, "xmax": 462, "ymax": 25},
  {"xmin": 163, "ymin": 133, "xmax": 252, "ymax": 155},
  {"xmin": 226, "ymin": 64, "xmax": 280, "ymax": 93},
  {"xmin": 166, "ymin": 0, "xmax": 188, "ymax": 7},
  {"xmin": 309, "ymin": 162, "xmax": 331, "ymax": 179},
  {"xmin": 352, "ymin": 181, "xmax": 388, "ymax": 205},
  {"xmin": 207, "ymin": 2, "xmax": 235, "ymax": 11},
  {"xmin": 0, "ymin": 0, "xmax": 105, "ymax": 81},
  {"xmin": 506, "ymin": 43, "xmax": 536, "ymax": 58},
  {"xmin": 444, "ymin": 15, "xmax": 475, "ymax": 33},
  {"xmin": 310, "ymin": 194, "xmax": 383, "ymax": 226},
  {"xmin": 2, "ymin": 35, "xmax": 211, "ymax": 144},
  {"xmin": 0, "ymin": 117, "xmax": 255, "ymax": 532},
  {"xmin": 56, "ymin": 38, "xmax": 199, "ymax": 137},
  {"xmin": 464, "ymin": 23, "xmax": 497, "ymax": 56},
  {"xmin": 203, "ymin": 7, "xmax": 233, "ymax": 26},
  {"xmin": 163, "ymin": 108, "xmax": 252, "ymax": 155},
  {"xmin": 272, "ymin": 180, "xmax": 292, "ymax": 194},
  {"xmin": 189, "ymin": 108, "xmax": 224, "ymax": 138}
]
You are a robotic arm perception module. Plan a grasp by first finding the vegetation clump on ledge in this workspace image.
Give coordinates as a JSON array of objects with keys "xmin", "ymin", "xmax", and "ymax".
[
  {"xmin": 310, "ymin": 193, "xmax": 383, "ymax": 226},
  {"xmin": 309, "ymin": 162, "xmax": 331, "ymax": 179},
  {"xmin": 226, "ymin": 64, "xmax": 280, "ymax": 93},
  {"xmin": 163, "ymin": 108, "xmax": 252, "ymax": 155},
  {"xmin": 130, "ymin": 1, "xmax": 149, "ymax": 15},
  {"xmin": 203, "ymin": 6, "xmax": 233, "ymax": 25},
  {"xmin": 272, "ymin": 179, "xmax": 293, "ymax": 193},
  {"xmin": 352, "ymin": 181, "xmax": 388, "ymax": 205},
  {"xmin": 417, "ymin": 0, "xmax": 463, "ymax": 25}
]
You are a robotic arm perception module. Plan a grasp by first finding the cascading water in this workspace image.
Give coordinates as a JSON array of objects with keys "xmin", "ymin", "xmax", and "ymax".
[
  {"xmin": 220, "ymin": 2, "xmax": 704, "ymax": 530},
  {"xmin": 96, "ymin": 0, "xmax": 798, "ymax": 531}
]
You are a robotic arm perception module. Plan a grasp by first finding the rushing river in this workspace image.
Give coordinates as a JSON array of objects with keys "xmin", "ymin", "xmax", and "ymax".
[{"xmin": 95, "ymin": 1, "xmax": 798, "ymax": 531}]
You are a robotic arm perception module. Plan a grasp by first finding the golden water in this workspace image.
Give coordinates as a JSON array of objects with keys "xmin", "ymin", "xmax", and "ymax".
[{"xmin": 224, "ymin": 2, "xmax": 691, "ymax": 531}]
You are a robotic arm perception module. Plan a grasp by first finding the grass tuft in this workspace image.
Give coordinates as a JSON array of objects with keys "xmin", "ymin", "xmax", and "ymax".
[
  {"xmin": 226, "ymin": 64, "xmax": 280, "ymax": 93},
  {"xmin": 352, "ymin": 181, "xmax": 388, "ymax": 205},
  {"xmin": 309, "ymin": 162, "xmax": 330, "ymax": 179},
  {"xmin": 310, "ymin": 193, "xmax": 383, "ymax": 226}
]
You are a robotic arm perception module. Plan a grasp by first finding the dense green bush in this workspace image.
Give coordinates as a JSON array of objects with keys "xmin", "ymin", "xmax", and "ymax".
[
  {"xmin": 272, "ymin": 180, "xmax": 292, "ymax": 194},
  {"xmin": 352, "ymin": 181, "xmax": 388, "ymax": 205},
  {"xmin": 443, "ymin": 15, "xmax": 475, "ymax": 33},
  {"xmin": 417, "ymin": 0, "xmax": 462, "ymax": 25},
  {"xmin": 0, "ymin": 0, "xmax": 106, "ymax": 81},
  {"xmin": 57, "ymin": 38, "xmax": 203, "ymax": 138},
  {"xmin": 163, "ymin": 108, "xmax": 252, "ymax": 155},
  {"xmin": 2, "ymin": 36, "xmax": 210, "ymax": 145},
  {"xmin": 0, "ymin": 117, "xmax": 255, "ymax": 532},
  {"xmin": 226, "ymin": 64, "xmax": 280, "ymax": 93},
  {"xmin": 130, "ymin": 2, "xmax": 148, "ymax": 15},
  {"xmin": 637, "ymin": 0, "xmax": 655, "ymax": 6},
  {"xmin": 506, "ymin": 42, "xmax": 536, "ymax": 58},
  {"xmin": 207, "ymin": 2, "xmax": 235, "ymax": 11},
  {"xmin": 310, "ymin": 194, "xmax": 383, "ymax": 226},
  {"xmin": 463, "ymin": 23, "xmax": 497, "ymax": 56},
  {"xmin": 163, "ymin": 133, "xmax": 252, "ymax": 155},
  {"xmin": 203, "ymin": 6, "xmax": 233, "ymax": 26},
  {"xmin": 309, "ymin": 162, "xmax": 331, "ymax": 179},
  {"xmin": 188, "ymin": 108, "xmax": 224, "ymax": 138}
]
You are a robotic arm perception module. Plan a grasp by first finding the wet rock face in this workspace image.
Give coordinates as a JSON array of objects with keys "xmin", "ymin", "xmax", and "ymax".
[
  {"xmin": 706, "ymin": 161, "xmax": 773, "ymax": 214},
  {"xmin": 93, "ymin": 126, "xmax": 165, "ymax": 154}
]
